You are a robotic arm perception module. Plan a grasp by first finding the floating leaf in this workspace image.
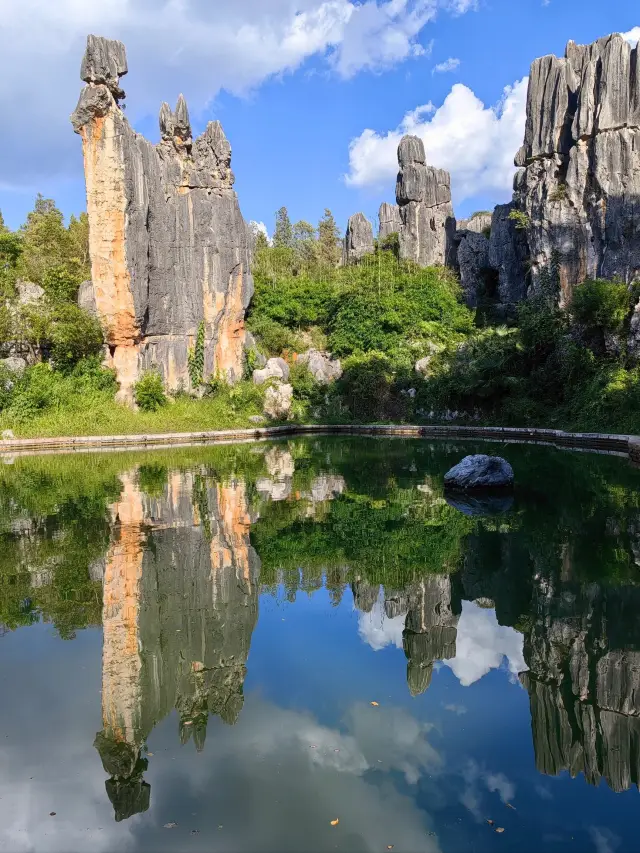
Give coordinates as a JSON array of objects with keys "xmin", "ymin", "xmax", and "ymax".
[
  {"xmin": 370, "ymin": 701, "xmax": 379, "ymax": 707},
  {"xmin": 505, "ymin": 803, "xmax": 516, "ymax": 810},
  {"xmin": 387, "ymin": 846, "xmax": 395, "ymax": 850},
  {"xmin": 164, "ymin": 822, "xmax": 177, "ymax": 829},
  {"xmin": 330, "ymin": 819, "xmax": 339, "ymax": 826},
  {"xmin": 495, "ymin": 827, "xmax": 505, "ymax": 834},
  {"xmin": 486, "ymin": 819, "xmax": 494, "ymax": 826},
  {"xmin": 147, "ymin": 752, "xmax": 154, "ymax": 757},
  {"xmin": 49, "ymin": 812, "xmax": 56, "ymax": 817}
]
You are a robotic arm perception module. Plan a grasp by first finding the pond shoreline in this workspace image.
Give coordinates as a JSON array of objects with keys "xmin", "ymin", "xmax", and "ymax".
[{"xmin": 2, "ymin": 423, "xmax": 640, "ymax": 461}]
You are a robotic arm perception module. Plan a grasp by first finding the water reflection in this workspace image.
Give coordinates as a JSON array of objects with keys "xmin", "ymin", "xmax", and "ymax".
[{"xmin": 2, "ymin": 436, "xmax": 640, "ymax": 834}]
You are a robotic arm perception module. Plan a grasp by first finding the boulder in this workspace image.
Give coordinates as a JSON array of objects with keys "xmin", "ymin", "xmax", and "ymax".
[
  {"xmin": 263, "ymin": 382, "xmax": 293, "ymax": 420},
  {"xmin": 253, "ymin": 357, "xmax": 290, "ymax": 385},
  {"xmin": 0, "ymin": 356, "xmax": 27, "ymax": 376},
  {"xmin": 444, "ymin": 455, "xmax": 514, "ymax": 490},
  {"xmin": 16, "ymin": 281, "xmax": 45, "ymax": 305},
  {"xmin": 1, "ymin": 430, "xmax": 15, "ymax": 441},
  {"xmin": 298, "ymin": 349, "xmax": 342, "ymax": 384}
]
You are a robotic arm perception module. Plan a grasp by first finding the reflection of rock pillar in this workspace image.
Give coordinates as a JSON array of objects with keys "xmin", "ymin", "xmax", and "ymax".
[
  {"xmin": 403, "ymin": 575, "xmax": 460, "ymax": 696},
  {"xmin": 95, "ymin": 474, "xmax": 149, "ymax": 821}
]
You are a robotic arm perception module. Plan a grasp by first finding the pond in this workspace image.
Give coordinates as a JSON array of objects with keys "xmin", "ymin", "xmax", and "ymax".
[{"xmin": 1, "ymin": 437, "xmax": 640, "ymax": 853}]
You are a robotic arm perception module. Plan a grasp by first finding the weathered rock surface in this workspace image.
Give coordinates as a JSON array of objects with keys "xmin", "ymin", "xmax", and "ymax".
[
  {"xmin": 454, "ymin": 228, "xmax": 491, "ymax": 308},
  {"xmin": 16, "ymin": 281, "xmax": 45, "ymax": 305},
  {"xmin": 77, "ymin": 280, "xmax": 98, "ymax": 317},
  {"xmin": 457, "ymin": 212, "xmax": 492, "ymax": 234},
  {"xmin": 378, "ymin": 202, "xmax": 402, "ymax": 239},
  {"xmin": 0, "ymin": 356, "xmax": 27, "ymax": 376},
  {"xmin": 511, "ymin": 34, "xmax": 640, "ymax": 318},
  {"xmin": 488, "ymin": 201, "xmax": 530, "ymax": 307},
  {"xmin": 343, "ymin": 213, "xmax": 374, "ymax": 264},
  {"xmin": 298, "ymin": 349, "xmax": 342, "ymax": 384},
  {"xmin": 253, "ymin": 357, "xmax": 289, "ymax": 385},
  {"xmin": 444, "ymin": 455, "xmax": 514, "ymax": 490},
  {"xmin": 263, "ymin": 382, "xmax": 293, "ymax": 419},
  {"xmin": 395, "ymin": 135, "xmax": 456, "ymax": 267},
  {"xmin": 71, "ymin": 35, "xmax": 253, "ymax": 402}
]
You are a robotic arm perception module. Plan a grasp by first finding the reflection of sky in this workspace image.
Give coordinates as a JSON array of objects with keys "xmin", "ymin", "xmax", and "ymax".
[
  {"xmin": 442, "ymin": 601, "xmax": 528, "ymax": 687},
  {"xmin": 0, "ymin": 586, "xmax": 635, "ymax": 853},
  {"xmin": 357, "ymin": 595, "xmax": 406, "ymax": 651}
]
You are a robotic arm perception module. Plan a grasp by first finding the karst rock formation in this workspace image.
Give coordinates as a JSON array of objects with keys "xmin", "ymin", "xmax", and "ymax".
[
  {"xmin": 339, "ymin": 33, "xmax": 640, "ymax": 335},
  {"xmin": 71, "ymin": 35, "xmax": 253, "ymax": 401}
]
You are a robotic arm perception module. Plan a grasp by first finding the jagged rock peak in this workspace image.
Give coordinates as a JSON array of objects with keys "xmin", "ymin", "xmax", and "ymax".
[
  {"xmin": 378, "ymin": 202, "xmax": 402, "ymax": 239},
  {"xmin": 343, "ymin": 212, "xmax": 374, "ymax": 264},
  {"xmin": 518, "ymin": 33, "xmax": 640, "ymax": 164},
  {"xmin": 398, "ymin": 135, "xmax": 426, "ymax": 167},
  {"xmin": 80, "ymin": 35, "xmax": 127, "ymax": 98},
  {"xmin": 159, "ymin": 96, "xmax": 192, "ymax": 145}
]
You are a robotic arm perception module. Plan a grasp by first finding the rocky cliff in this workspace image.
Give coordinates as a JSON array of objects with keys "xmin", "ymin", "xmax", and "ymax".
[
  {"xmin": 72, "ymin": 35, "xmax": 253, "ymax": 401},
  {"xmin": 343, "ymin": 212, "xmax": 375, "ymax": 264}
]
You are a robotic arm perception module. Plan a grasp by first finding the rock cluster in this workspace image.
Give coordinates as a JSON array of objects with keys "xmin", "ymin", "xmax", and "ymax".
[
  {"xmin": 71, "ymin": 35, "xmax": 253, "ymax": 402},
  {"xmin": 297, "ymin": 349, "xmax": 342, "ymax": 384},
  {"xmin": 396, "ymin": 136, "xmax": 456, "ymax": 267}
]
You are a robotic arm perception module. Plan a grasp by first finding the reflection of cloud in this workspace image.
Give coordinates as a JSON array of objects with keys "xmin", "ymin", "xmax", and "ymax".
[
  {"xmin": 589, "ymin": 826, "xmax": 621, "ymax": 853},
  {"xmin": 535, "ymin": 783, "xmax": 553, "ymax": 800},
  {"xmin": 442, "ymin": 601, "xmax": 527, "ymax": 686},
  {"xmin": 460, "ymin": 760, "xmax": 516, "ymax": 822},
  {"xmin": 444, "ymin": 704, "xmax": 467, "ymax": 715},
  {"xmin": 358, "ymin": 595, "xmax": 406, "ymax": 651}
]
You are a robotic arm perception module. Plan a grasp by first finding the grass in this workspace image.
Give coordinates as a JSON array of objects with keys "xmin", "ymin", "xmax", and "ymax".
[{"xmin": 0, "ymin": 381, "xmax": 267, "ymax": 438}]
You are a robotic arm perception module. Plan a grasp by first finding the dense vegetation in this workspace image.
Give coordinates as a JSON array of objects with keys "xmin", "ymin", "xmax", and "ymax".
[{"xmin": 0, "ymin": 199, "xmax": 639, "ymax": 435}]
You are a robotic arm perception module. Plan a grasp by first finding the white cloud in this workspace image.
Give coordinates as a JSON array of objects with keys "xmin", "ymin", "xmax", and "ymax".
[
  {"xmin": 0, "ymin": 0, "xmax": 476, "ymax": 191},
  {"xmin": 589, "ymin": 827, "xmax": 621, "ymax": 853},
  {"xmin": 346, "ymin": 76, "xmax": 528, "ymax": 207},
  {"xmin": 249, "ymin": 220, "xmax": 273, "ymax": 245},
  {"xmin": 358, "ymin": 594, "xmax": 406, "ymax": 650},
  {"xmin": 432, "ymin": 56, "xmax": 460, "ymax": 73},
  {"xmin": 460, "ymin": 760, "xmax": 516, "ymax": 822},
  {"xmin": 621, "ymin": 26, "xmax": 640, "ymax": 45},
  {"xmin": 442, "ymin": 600, "xmax": 527, "ymax": 687}
]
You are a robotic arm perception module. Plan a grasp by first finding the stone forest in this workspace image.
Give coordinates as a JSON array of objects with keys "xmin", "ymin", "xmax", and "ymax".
[
  {"xmin": 1, "ymin": 31, "xmax": 639, "ymax": 435},
  {"xmin": 2, "ymin": 19, "xmax": 640, "ymax": 853}
]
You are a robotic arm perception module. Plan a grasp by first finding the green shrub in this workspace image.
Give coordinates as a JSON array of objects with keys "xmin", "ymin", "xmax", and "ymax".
[
  {"xmin": 571, "ymin": 279, "xmax": 631, "ymax": 334},
  {"xmin": 508, "ymin": 209, "xmax": 530, "ymax": 230},
  {"xmin": 338, "ymin": 351, "xmax": 399, "ymax": 421},
  {"xmin": 134, "ymin": 370, "xmax": 167, "ymax": 412},
  {"xmin": 49, "ymin": 304, "xmax": 104, "ymax": 372}
]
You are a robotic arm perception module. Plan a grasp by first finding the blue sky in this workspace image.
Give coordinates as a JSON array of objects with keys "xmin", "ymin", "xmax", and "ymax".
[{"xmin": 0, "ymin": 0, "xmax": 638, "ymax": 236}]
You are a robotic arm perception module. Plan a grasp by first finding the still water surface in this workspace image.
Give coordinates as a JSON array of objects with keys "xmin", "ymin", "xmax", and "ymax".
[{"xmin": 1, "ymin": 437, "xmax": 640, "ymax": 852}]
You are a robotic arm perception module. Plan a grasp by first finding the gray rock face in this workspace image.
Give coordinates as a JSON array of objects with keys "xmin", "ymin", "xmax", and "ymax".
[
  {"xmin": 253, "ymin": 357, "xmax": 290, "ymax": 385},
  {"xmin": 71, "ymin": 35, "xmax": 253, "ymax": 402},
  {"xmin": 343, "ymin": 213, "xmax": 374, "ymax": 264},
  {"xmin": 488, "ymin": 202, "xmax": 529, "ymax": 306},
  {"xmin": 454, "ymin": 228, "xmax": 491, "ymax": 308},
  {"xmin": 444, "ymin": 455, "xmax": 514, "ymax": 490},
  {"xmin": 457, "ymin": 212, "xmax": 492, "ymax": 234},
  {"xmin": 297, "ymin": 349, "xmax": 342, "ymax": 384},
  {"xmin": 395, "ymin": 135, "xmax": 456, "ymax": 267},
  {"xmin": 512, "ymin": 34, "xmax": 640, "ymax": 320},
  {"xmin": 77, "ymin": 280, "xmax": 98, "ymax": 317},
  {"xmin": 263, "ymin": 382, "xmax": 293, "ymax": 419},
  {"xmin": 378, "ymin": 202, "xmax": 402, "ymax": 240}
]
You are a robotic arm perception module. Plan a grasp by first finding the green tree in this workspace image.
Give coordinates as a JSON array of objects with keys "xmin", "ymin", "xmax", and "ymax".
[
  {"xmin": 317, "ymin": 209, "xmax": 341, "ymax": 268},
  {"xmin": 293, "ymin": 220, "xmax": 317, "ymax": 265},
  {"xmin": 273, "ymin": 207, "xmax": 294, "ymax": 249}
]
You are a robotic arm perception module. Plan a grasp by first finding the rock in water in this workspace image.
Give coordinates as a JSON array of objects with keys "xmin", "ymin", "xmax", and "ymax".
[
  {"xmin": 71, "ymin": 35, "xmax": 253, "ymax": 403},
  {"xmin": 395, "ymin": 135, "xmax": 456, "ymax": 267},
  {"xmin": 343, "ymin": 213, "xmax": 374, "ymax": 264},
  {"xmin": 444, "ymin": 455, "xmax": 514, "ymax": 490}
]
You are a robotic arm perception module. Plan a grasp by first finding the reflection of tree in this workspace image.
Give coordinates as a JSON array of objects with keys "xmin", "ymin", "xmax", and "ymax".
[{"xmin": 94, "ymin": 471, "xmax": 260, "ymax": 821}]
